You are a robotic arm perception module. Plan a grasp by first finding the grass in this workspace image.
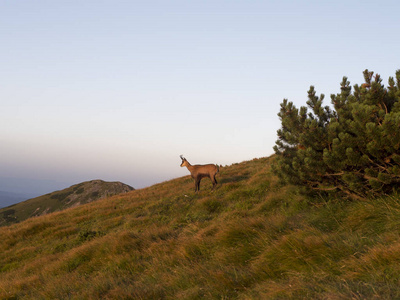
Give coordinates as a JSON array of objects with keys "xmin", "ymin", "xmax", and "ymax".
[{"xmin": 1, "ymin": 156, "xmax": 400, "ymax": 298}]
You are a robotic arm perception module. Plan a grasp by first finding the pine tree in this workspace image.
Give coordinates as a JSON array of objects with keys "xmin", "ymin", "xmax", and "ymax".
[{"xmin": 274, "ymin": 69, "xmax": 400, "ymax": 199}]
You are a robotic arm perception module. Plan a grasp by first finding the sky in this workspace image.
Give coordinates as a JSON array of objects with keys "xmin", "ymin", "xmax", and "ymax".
[{"xmin": 1, "ymin": 0, "xmax": 399, "ymax": 194}]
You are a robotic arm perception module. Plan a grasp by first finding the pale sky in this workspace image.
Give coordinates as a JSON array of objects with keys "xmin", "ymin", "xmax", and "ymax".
[{"xmin": 1, "ymin": 0, "xmax": 399, "ymax": 191}]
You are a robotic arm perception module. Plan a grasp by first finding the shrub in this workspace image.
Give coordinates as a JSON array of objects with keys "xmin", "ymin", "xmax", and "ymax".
[
  {"xmin": 50, "ymin": 191, "xmax": 71, "ymax": 201},
  {"xmin": 78, "ymin": 229, "xmax": 104, "ymax": 242},
  {"xmin": 75, "ymin": 187, "xmax": 84, "ymax": 194},
  {"xmin": 274, "ymin": 69, "xmax": 400, "ymax": 199}
]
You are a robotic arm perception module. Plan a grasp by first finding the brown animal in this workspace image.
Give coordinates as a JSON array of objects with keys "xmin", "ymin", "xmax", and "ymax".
[{"xmin": 180, "ymin": 155, "xmax": 219, "ymax": 192}]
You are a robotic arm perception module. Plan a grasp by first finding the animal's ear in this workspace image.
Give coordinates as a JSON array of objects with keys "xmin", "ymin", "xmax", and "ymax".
[{"xmin": 180, "ymin": 155, "xmax": 185, "ymax": 160}]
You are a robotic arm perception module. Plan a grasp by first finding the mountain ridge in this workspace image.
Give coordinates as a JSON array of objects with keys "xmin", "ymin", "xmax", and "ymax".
[{"xmin": 0, "ymin": 179, "xmax": 134, "ymax": 226}]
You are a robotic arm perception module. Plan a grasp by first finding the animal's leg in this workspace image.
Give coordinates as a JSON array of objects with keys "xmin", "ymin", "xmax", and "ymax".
[
  {"xmin": 195, "ymin": 179, "xmax": 200, "ymax": 192},
  {"xmin": 211, "ymin": 175, "xmax": 217, "ymax": 190},
  {"xmin": 197, "ymin": 179, "xmax": 201, "ymax": 191}
]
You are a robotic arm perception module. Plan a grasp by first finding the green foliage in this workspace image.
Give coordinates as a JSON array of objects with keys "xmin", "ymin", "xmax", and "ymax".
[
  {"xmin": 1, "ymin": 209, "xmax": 16, "ymax": 224},
  {"xmin": 50, "ymin": 191, "xmax": 71, "ymax": 201},
  {"xmin": 274, "ymin": 69, "xmax": 400, "ymax": 198},
  {"xmin": 75, "ymin": 187, "xmax": 84, "ymax": 194},
  {"xmin": 78, "ymin": 228, "xmax": 105, "ymax": 242}
]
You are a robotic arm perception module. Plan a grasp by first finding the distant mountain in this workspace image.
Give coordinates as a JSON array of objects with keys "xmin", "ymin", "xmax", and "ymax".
[
  {"xmin": 0, "ymin": 191, "xmax": 33, "ymax": 209},
  {"xmin": 0, "ymin": 180, "xmax": 134, "ymax": 226}
]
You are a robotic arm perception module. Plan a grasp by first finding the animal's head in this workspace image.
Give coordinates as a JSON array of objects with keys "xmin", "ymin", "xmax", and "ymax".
[{"xmin": 180, "ymin": 155, "xmax": 188, "ymax": 167}]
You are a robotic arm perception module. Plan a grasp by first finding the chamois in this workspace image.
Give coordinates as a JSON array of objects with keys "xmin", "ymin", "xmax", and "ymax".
[{"xmin": 180, "ymin": 155, "xmax": 219, "ymax": 192}]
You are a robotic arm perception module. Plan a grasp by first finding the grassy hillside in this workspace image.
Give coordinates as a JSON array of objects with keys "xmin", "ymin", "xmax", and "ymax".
[
  {"xmin": 1, "ymin": 156, "xmax": 400, "ymax": 299},
  {"xmin": 0, "ymin": 180, "xmax": 134, "ymax": 226}
]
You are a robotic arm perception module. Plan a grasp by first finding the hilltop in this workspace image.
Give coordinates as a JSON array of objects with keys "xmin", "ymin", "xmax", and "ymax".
[
  {"xmin": 0, "ymin": 180, "xmax": 134, "ymax": 226},
  {"xmin": 1, "ymin": 156, "xmax": 400, "ymax": 299}
]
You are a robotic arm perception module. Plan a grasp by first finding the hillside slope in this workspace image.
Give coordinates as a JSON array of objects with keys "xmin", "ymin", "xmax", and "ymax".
[
  {"xmin": 0, "ymin": 180, "xmax": 134, "ymax": 226},
  {"xmin": 1, "ymin": 156, "xmax": 400, "ymax": 299}
]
